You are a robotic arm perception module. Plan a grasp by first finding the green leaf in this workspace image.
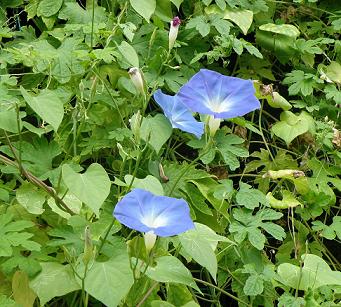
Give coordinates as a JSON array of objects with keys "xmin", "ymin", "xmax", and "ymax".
[
  {"xmin": 271, "ymin": 111, "xmax": 315, "ymax": 145},
  {"xmin": 0, "ymin": 109, "xmax": 21, "ymax": 133},
  {"xmin": 216, "ymin": 132, "xmax": 249, "ymax": 171},
  {"xmin": 12, "ymin": 271, "xmax": 36, "ymax": 307},
  {"xmin": 62, "ymin": 163, "xmax": 111, "ymax": 215},
  {"xmin": 186, "ymin": 16, "xmax": 211, "ymax": 37},
  {"xmin": 283, "ymin": 70, "xmax": 322, "ymax": 96},
  {"xmin": 37, "ymin": 0, "xmax": 63, "ymax": 17},
  {"xmin": 325, "ymin": 61, "xmax": 341, "ymax": 84},
  {"xmin": 146, "ymin": 256, "xmax": 200, "ymax": 291},
  {"xmin": 20, "ymin": 87, "xmax": 64, "ymax": 131},
  {"xmin": 117, "ymin": 41, "xmax": 139, "ymax": 68},
  {"xmin": 30, "ymin": 262, "xmax": 80, "ymax": 306},
  {"xmin": 130, "ymin": 0, "xmax": 156, "ymax": 21},
  {"xmin": 261, "ymin": 222, "xmax": 286, "ymax": 241},
  {"xmin": 259, "ymin": 23, "xmax": 300, "ymax": 38},
  {"xmin": 267, "ymin": 190, "xmax": 302, "ymax": 209},
  {"xmin": 205, "ymin": 5, "xmax": 253, "ymax": 35},
  {"xmin": 124, "ymin": 175, "xmax": 164, "ymax": 195},
  {"xmin": 0, "ymin": 213, "xmax": 40, "ymax": 257},
  {"xmin": 47, "ymin": 193, "xmax": 82, "ymax": 219},
  {"xmin": 243, "ymin": 274, "xmax": 264, "ymax": 296},
  {"xmin": 236, "ymin": 182, "xmax": 268, "ymax": 209},
  {"xmin": 247, "ymin": 228, "xmax": 265, "ymax": 250},
  {"xmin": 16, "ymin": 182, "xmax": 46, "ymax": 215},
  {"xmin": 277, "ymin": 254, "xmax": 341, "ymax": 290},
  {"xmin": 324, "ymin": 84, "xmax": 341, "ymax": 103},
  {"xmin": 81, "ymin": 245, "xmax": 134, "ymax": 307},
  {"xmin": 140, "ymin": 114, "xmax": 173, "ymax": 153},
  {"xmin": 278, "ymin": 293, "xmax": 305, "ymax": 307},
  {"xmin": 170, "ymin": 0, "xmax": 183, "ymax": 10},
  {"xmin": 0, "ymin": 295, "xmax": 19, "ymax": 307},
  {"xmin": 179, "ymin": 223, "xmax": 232, "ymax": 281},
  {"xmin": 267, "ymin": 92, "xmax": 292, "ymax": 110}
]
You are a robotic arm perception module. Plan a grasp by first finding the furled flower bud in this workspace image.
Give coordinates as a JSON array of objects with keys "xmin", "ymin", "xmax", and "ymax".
[
  {"xmin": 83, "ymin": 226, "xmax": 94, "ymax": 266},
  {"xmin": 130, "ymin": 111, "xmax": 142, "ymax": 144},
  {"xmin": 208, "ymin": 115, "xmax": 221, "ymax": 137},
  {"xmin": 144, "ymin": 231, "xmax": 157, "ymax": 252},
  {"xmin": 169, "ymin": 16, "xmax": 181, "ymax": 50},
  {"xmin": 128, "ymin": 67, "xmax": 145, "ymax": 96}
]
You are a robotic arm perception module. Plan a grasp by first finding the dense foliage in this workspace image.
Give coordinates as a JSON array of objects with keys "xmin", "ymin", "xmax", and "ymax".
[{"xmin": 0, "ymin": 0, "xmax": 340, "ymax": 306}]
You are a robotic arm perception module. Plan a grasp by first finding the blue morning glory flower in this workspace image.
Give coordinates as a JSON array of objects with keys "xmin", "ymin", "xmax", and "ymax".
[
  {"xmin": 153, "ymin": 89, "xmax": 204, "ymax": 139},
  {"xmin": 177, "ymin": 69, "xmax": 261, "ymax": 119},
  {"xmin": 113, "ymin": 188, "xmax": 194, "ymax": 237}
]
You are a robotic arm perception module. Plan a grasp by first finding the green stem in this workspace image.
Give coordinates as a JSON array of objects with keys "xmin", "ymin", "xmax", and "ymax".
[
  {"xmin": 168, "ymin": 139, "xmax": 213, "ymax": 196},
  {"xmin": 90, "ymin": 0, "xmax": 95, "ymax": 48},
  {"xmin": 0, "ymin": 153, "xmax": 74, "ymax": 215},
  {"xmin": 193, "ymin": 278, "xmax": 250, "ymax": 306},
  {"xmin": 258, "ymin": 100, "xmax": 276, "ymax": 163}
]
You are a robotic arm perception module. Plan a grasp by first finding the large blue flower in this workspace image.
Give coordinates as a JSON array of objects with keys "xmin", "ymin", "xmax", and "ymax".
[
  {"xmin": 153, "ymin": 89, "xmax": 204, "ymax": 139},
  {"xmin": 113, "ymin": 188, "xmax": 194, "ymax": 237},
  {"xmin": 177, "ymin": 69, "xmax": 261, "ymax": 119}
]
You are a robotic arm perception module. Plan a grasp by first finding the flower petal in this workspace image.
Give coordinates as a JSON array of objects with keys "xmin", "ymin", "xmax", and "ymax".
[
  {"xmin": 153, "ymin": 90, "xmax": 204, "ymax": 139},
  {"xmin": 113, "ymin": 189, "xmax": 194, "ymax": 237},
  {"xmin": 177, "ymin": 69, "xmax": 261, "ymax": 119}
]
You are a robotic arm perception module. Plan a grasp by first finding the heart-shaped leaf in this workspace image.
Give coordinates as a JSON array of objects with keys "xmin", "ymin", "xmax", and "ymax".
[{"xmin": 62, "ymin": 163, "xmax": 111, "ymax": 215}]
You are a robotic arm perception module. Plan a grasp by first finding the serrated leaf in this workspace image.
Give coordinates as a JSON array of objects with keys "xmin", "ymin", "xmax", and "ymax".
[
  {"xmin": 243, "ymin": 274, "xmax": 264, "ymax": 296},
  {"xmin": 247, "ymin": 228, "xmax": 265, "ymax": 250},
  {"xmin": 205, "ymin": 5, "xmax": 253, "ymax": 35},
  {"xmin": 236, "ymin": 182, "xmax": 267, "ymax": 209}
]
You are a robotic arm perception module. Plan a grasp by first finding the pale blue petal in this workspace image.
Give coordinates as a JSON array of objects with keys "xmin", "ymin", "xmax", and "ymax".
[
  {"xmin": 153, "ymin": 90, "xmax": 204, "ymax": 139},
  {"xmin": 113, "ymin": 189, "xmax": 194, "ymax": 237},
  {"xmin": 177, "ymin": 69, "xmax": 260, "ymax": 118}
]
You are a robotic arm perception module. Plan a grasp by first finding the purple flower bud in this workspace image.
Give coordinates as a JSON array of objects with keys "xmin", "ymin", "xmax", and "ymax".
[{"xmin": 169, "ymin": 16, "xmax": 181, "ymax": 50}]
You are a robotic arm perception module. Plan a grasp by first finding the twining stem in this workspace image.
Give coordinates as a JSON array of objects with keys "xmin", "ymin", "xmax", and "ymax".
[
  {"xmin": 0, "ymin": 153, "xmax": 74, "ymax": 215},
  {"xmin": 136, "ymin": 282, "xmax": 158, "ymax": 307}
]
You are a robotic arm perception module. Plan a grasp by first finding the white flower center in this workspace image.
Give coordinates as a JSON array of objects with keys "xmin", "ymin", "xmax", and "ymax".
[
  {"xmin": 208, "ymin": 97, "xmax": 231, "ymax": 114},
  {"xmin": 141, "ymin": 214, "xmax": 168, "ymax": 229}
]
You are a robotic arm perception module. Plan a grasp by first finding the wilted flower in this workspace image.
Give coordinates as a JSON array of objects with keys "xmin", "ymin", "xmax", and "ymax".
[
  {"xmin": 178, "ymin": 69, "xmax": 261, "ymax": 119},
  {"xmin": 114, "ymin": 188, "xmax": 194, "ymax": 250},
  {"xmin": 153, "ymin": 89, "xmax": 204, "ymax": 139},
  {"xmin": 128, "ymin": 67, "xmax": 145, "ymax": 96},
  {"xmin": 169, "ymin": 16, "xmax": 181, "ymax": 50}
]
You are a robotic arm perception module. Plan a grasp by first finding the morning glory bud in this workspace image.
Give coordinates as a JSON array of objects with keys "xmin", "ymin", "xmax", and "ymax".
[
  {"xmin": 169, "ymin": 16, "xmax": 181, "ymax": 50},
  {"xmin": 128, "ymin": 67, "xmax": 145, "ymax": 96},
  {"xmin": 83, "ymin": 226, "xmax": 93, "ymax": 266},
  {"xmin": 208, "ymin": 116, "xmax": 221, "ymax": 137},
  {"xmin": 130, "ymin": 111, "xmax": 142, "ymax": 144},
  {"xmin": 144, "ymin": 231, "xmax": 157, "ymax": 252}
]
